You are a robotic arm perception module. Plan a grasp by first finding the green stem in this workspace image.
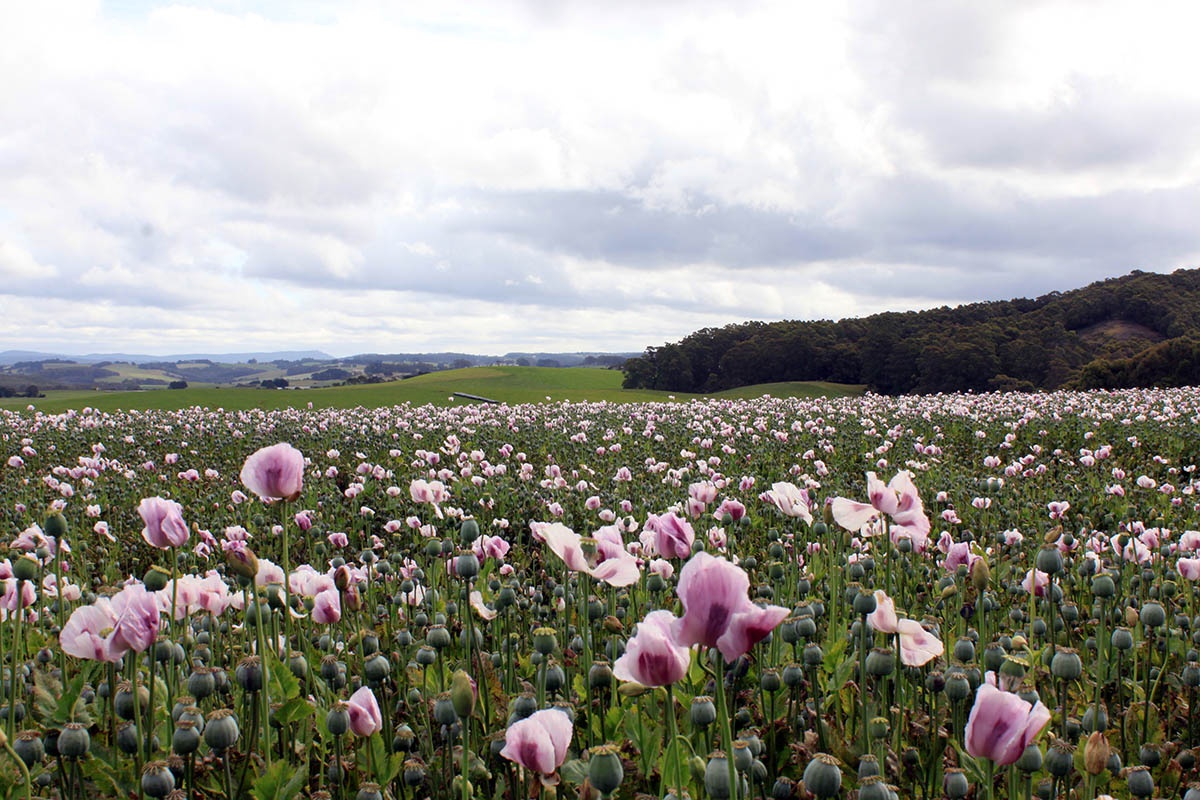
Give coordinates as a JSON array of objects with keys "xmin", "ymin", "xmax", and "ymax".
[{"xmin": 714, "ymin": 650, "xmax": 739, "ymax": 800}]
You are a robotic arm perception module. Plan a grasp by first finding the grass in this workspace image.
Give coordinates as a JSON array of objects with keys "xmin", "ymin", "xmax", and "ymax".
[{"xmin": 0, "ymin": 367, "xmax": 863, "ymax": 414}]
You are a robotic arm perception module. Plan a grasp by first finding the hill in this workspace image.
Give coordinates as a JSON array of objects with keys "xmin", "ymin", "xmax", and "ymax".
[
  {"xmin": 621, "ymin": 268, "xmax": 1200, "ymax": 395},
  {"xmin": 0, "ymin": 367, "xmax": 862, "ymax": 414}
]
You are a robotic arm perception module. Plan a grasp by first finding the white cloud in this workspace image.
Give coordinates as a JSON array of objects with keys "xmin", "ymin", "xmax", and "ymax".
[{"xmin": 2, "ymin": 0, "xmax": 1200, "ymax": 356}]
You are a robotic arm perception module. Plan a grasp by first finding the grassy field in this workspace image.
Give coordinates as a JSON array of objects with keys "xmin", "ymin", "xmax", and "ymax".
[{"xmin": 0, "ymin": 367, "xmax": 863, "ymax": 414}]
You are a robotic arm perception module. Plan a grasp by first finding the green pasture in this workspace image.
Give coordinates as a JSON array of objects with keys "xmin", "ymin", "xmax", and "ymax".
[{"xmin": 0, "ymin": 367, "xmax": 862, "ymax": 414}]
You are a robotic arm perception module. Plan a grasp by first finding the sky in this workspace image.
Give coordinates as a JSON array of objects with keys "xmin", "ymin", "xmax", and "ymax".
[{"xmin": 3, "ymin": 0, "xmax": 1200, "ymax": 357}]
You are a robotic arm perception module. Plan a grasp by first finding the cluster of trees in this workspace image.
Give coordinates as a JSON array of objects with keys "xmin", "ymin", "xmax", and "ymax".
[
  {"xmin": 1076, "ymin": 336, "xmax": 1200, "ymax": 389},
  {"xmin": 0, "ymin": 385, "xmax": 40, "ymax": 398},
  {"xmin": 623, "ymin": 269, "xmax": 1200, "ymax": 394}
]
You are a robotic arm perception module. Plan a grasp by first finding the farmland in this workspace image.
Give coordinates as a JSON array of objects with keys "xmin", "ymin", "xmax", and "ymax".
[{"xmin": 0, "ymin": 386, "xmax": 1198, "ymax": 799}]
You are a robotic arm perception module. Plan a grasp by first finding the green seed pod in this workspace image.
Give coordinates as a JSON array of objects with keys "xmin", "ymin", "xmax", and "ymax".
[
  {"xmin": 433, "ymin": 692, "xmax": 458, "ymax": 726},
  {"xmin": 691, "ymin": 696, "xmax": 717, "ymax": 728},
  {"xmin": 141, "ymin": 761, "xmax": 175, "ymax": 799},
  {"xmin": 204, "ymin": 709, "xmax": 240, "ymax": 752},
  {"xmin": 460, "ymin": 518, "xmax": 480, "ymax": 546},
  {"xmin": 235, "ymin": 655, "xmax": 264, "ymax": 692},
  {"xmin": 1091, "ymin": 574, "xmax": 1115, "ymax": 598},
  {"xmin": 532, "ymin": 627, "xmax": 558, "ymax": 655},
  {"xmin": 802, "ymin": 753, "xmax": 842, "ymax": 799},
  {"xmin": 427, "ymin": 624, "xmax": 452, "ymax": 650},
  {"xmin": 705, "ymin": 752, "xmax": 733, "ymax": 800},
  {"xmin": 364, "ymin": 654, "xmax": 391, "ymax": 684},
  {"xmin": 1050, "ymin": 648, "xmax": 1083, "ymax": 681},
  {"xmin": 1045, "ymin": 741, "xmax": 1074, "ymax": 778},
  {"xmin": 852, "ymin": 589, "xmax": 877, "ymax": 616},
  {"xmin": 1036, "ymin": 546, "xmax": 1063, "ymax": 575},
  {"xmin": 803, "ymin": 643, "xmax": 823, "ymax": 667},
  {"xmin": 1140, "ymin": 602, "xmax": 1166, "ymax": 629},
  {"xmin": 327, "ymin": 703, "xmax": 351, "ymax": 736},
  {"xmin": 944, "ymin": 769, "xmax": 969, "ymax": 799},
  {"xmin": 1111, "ymin": 627, "xmax": 1134, "ymax": 651},
  {"xmin": 588, "ymin": 660, "xmax": 613, "ymax": 689},
  {"xmin": 12, "ymin": 555, "xmax": 38, "ymax": 583},
  {"xmin": 1127, "ymin": 766, "xmax": 1154, "ymax": 798},
  {"xmin": 58, "ymin": 723, "xmax": 90, "ymax": 759},
  {"xmin": 588, "ymin": 744, "xmax": 625, "ymax": 795},
  {"xmin": 1016, "ymin": 744, "xmax": 1043, "ymax": 773},
  {"xmin": 760, "ymin": 669, "xmax": 782, "ymax": 692},
  {"xmin": 858, "ymin": 776, "xmax": 889, "ymax": 800},
  {"xmin": 172, "ymin": 719, "xmax": 201, "ymax": 755},
  {"xmin": 866, "ymin": 648, "xmax": 894, "ymax": 677},
  {"xmin": 13, "ymin": 731, "xmax": 44, "ymax": 767}
]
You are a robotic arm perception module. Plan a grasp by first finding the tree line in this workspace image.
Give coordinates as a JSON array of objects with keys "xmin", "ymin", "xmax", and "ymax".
[{"xmin": 622, "ymin": 268, "xmax": 1200, "ymax": 394}]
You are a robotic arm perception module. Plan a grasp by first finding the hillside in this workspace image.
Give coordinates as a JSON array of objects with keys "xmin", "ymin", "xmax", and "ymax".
[
  {"xmin": 621, "ymin": 268, "xmax": 1200, "ymax": 395},
  {"xmin": 0, "ymin": 367, "xmax": 862, "ymax": 414}
]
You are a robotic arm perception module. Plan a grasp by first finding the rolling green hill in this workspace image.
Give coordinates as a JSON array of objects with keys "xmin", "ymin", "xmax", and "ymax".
[{"xmin": 0, "ymin": 367, "xmax": 861, "ymax": 414}]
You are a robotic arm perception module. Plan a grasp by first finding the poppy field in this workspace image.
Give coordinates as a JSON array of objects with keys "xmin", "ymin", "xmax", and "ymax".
[{"xmin": 2, "ymin": 388, "xmax": 1200, "ymax": 800}]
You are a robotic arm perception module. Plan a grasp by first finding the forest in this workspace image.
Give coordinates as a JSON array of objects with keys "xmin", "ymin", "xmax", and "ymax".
[{"xmin": 621, "ymin": 268, "xmax": 1200, "ymax": 394}]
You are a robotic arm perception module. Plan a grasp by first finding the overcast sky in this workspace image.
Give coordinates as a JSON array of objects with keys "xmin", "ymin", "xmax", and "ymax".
[{"xmin": 3, "ymin": 0, "xmax": 1200, "ymax": 357}]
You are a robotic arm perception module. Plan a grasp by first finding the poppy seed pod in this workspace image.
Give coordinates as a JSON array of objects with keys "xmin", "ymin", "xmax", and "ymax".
[
  {"xmin": 327, "ymin": 703, "xmax": 351, "ymax": 736},
  {"xmin": 1050, "ymin": 649, "xmax": 1083, "ymax": 681},
  {"xmin": 705, "ymin": 752, "xmax": 733, "ymax": 800},
  {"xmin": 1140, "ymin": 602, "xmax": 1166, "ymax": 629},
  {"xmin": 204, "ymin": 709, "xmax": 239, "ymax": 752},
  {"xmin": 1111, "ymin": 627, "xmax": 1134, "ymax": 651},
  {"xmin": 235, "ymin": 656, "xmax": 263, "ymax": 692},
  {"xmin": 1016, "ymin": 744, "xmax": 1043, "ymax": 773},
  {"xmin": 691, "ymin": 696, "xmax": 717, "ymax": 728},
  {"xmin": 13, "ymin": 731, "xmax": 44, "ymax": 767},
  {"xmin": 1035, "ymin": 546, "xmax": 1063, "ymax": 575},
  {"xmin": 58, "ymin": 723, "xmax": 90, "ymax": 759},
  {"xmin": 1045, "ymin": 742, "xmax": 1074, "ymax": 778},
  {"xmin": 943, "ymin": 769, "xmax": 968, "ymax": 799},
  {"xmin": 141, "ymin": 761, "xmax": 175, "ymax": 799},
  {"xmin": 858, "ymin": 776, "xmax": 888, "ymax": 800},
  {"xmin": 1127, "ymin": 766, "xmax": 1154, "ymax": 798},
  {"xmin": 13, "ymin": 555, "xmax": 38, "ymax": 582},
  {"xmin": 588, "ymin": 744, "xmax": 625, "ymax": 795},
  {"xmin": 172, "ymin": 720, "xmax": 201, "ymax": 755},
  {"xmin": 802, "ymin": 753, "xmax": 842, "ymax": 798}
]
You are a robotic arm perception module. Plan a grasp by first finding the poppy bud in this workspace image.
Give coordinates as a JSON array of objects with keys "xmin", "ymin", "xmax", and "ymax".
[
  {"xmin": 1084, "ymin": 732, "xmax": 1111, "ymax": 775},
  {"xmin": 451, "ymin": 670, "xmax": 476, "ymax": 718}
]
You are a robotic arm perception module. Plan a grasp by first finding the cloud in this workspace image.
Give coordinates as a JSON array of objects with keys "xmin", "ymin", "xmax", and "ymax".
[{"xmin": 2, "ymin": 0, "xmax": 1200, "ymax": 356}]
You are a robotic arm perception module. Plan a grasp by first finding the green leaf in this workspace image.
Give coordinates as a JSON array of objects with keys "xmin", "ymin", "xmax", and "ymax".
[
  {"xmin": 275, "ymin": 696, "xmax": 315, "ymax": 725},
  {"xmin": 252, "ymin": 759, "xmax": 307, "ymax": 800},
  {"xmin": 560, "ymin": 758, "xmax": 588, "ymax": 787},
  {"xmin": 268, "ymin": 651, "xmax": 301, "ymax": 700}
]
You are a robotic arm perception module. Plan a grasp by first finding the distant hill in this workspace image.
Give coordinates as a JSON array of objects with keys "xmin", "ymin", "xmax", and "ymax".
[
  {"xmin": 0, "ymin": 350, "xmax": 334, "ymax": 365},
  {"xmin": 621, "ymin": 268, "xmax": 1200, "ymax": 394}
]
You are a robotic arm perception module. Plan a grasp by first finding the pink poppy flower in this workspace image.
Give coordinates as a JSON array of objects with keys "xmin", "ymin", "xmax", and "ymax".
[
  {"xmin": 109, "ymin": 583, "xmax": 160, "ymax": 654},
  {"xmin": 60, "ymin": 599, "xmax": 122, "ymax": 662},
  {"xmin": 760, "ymin": 482, "xmax": 813, "ymax": 523},
  {"xmin": 1178, "ymin": 558, "xmax": 1200, "ymax": 581},
  {"xmin": 240, "ymin": 443, "xmax": 305, "ymax": 502},
  {"xmin": 313, "ymin": 587, "xmax": 341, "ymax": 624},
  {"xmin": 965, "ymin": 680, "xmax": 1051, "ymax": 765},
  {"xmin": 613, "ymin": 609, "xmax": 691, "ymax": 687},
  {"xmin": 500, "ymin": 709, "xmax": 573, "ymax": 776},
  {"xmin": 347, "ymin": 686, "xmax": 383, "ymax": 736},
  {"xmin": 671, "ymin": 552, "xmax": 788, "ymax": 661},
  {"xmin": 642, "ymin": 513, "xmax": 695, "ymax": 560},
  {"xmin": 138, "ymin": 496, "xmax": 190, "ymax": 549}
]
